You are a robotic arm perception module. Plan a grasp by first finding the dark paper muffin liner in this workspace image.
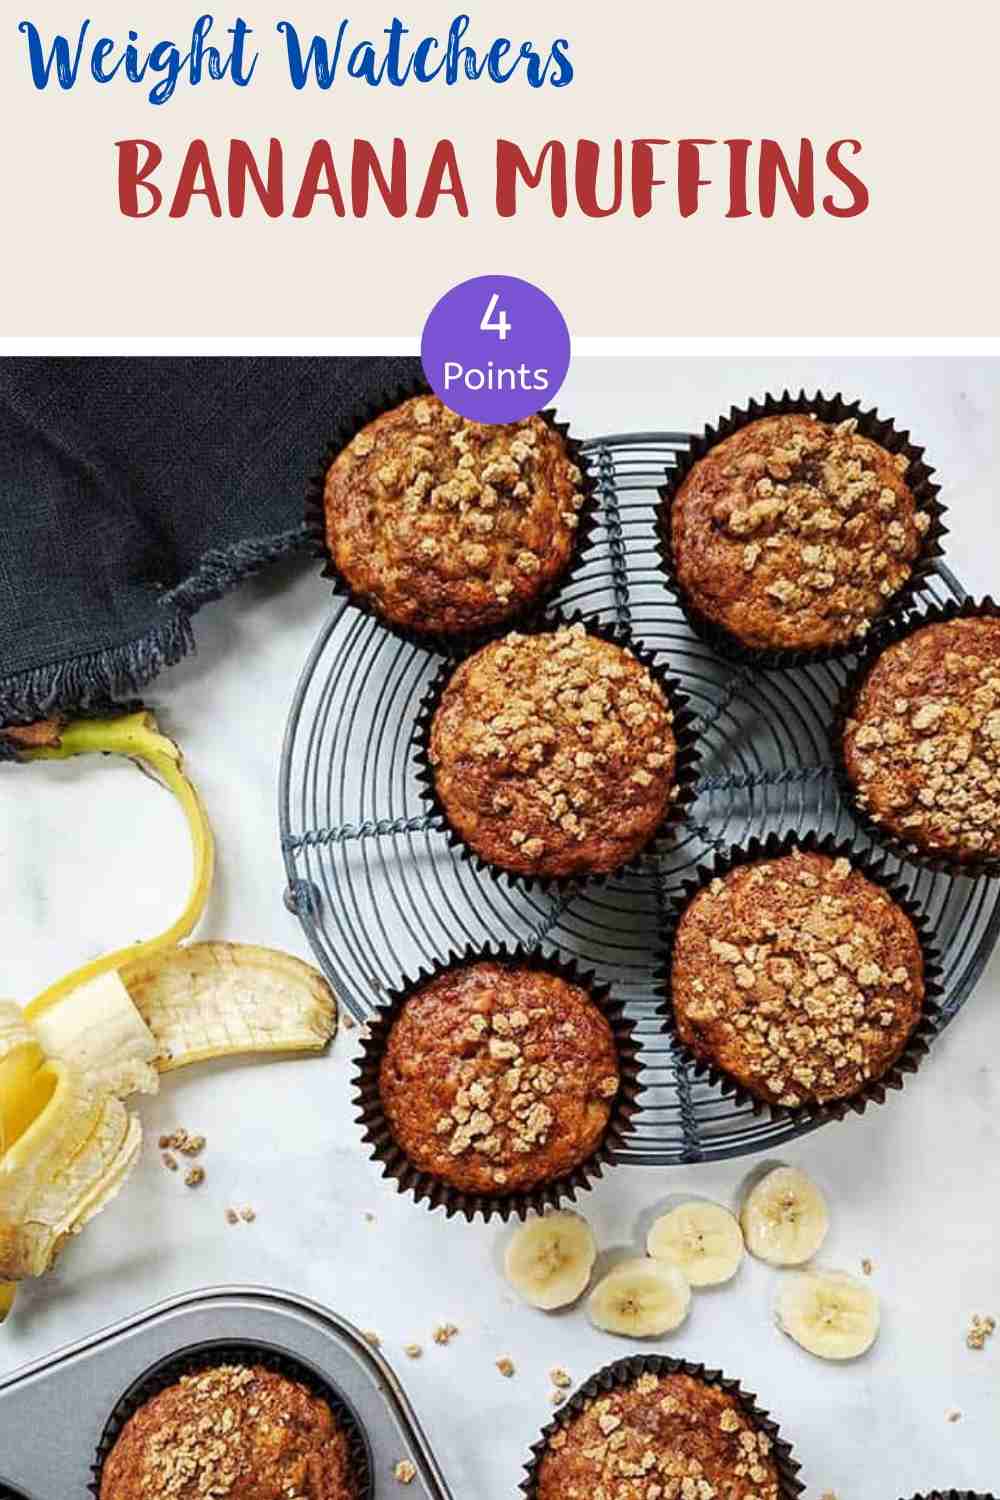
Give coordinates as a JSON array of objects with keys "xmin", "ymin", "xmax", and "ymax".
[
  {"xmin": 90, "ymin": 1340, "xmax": 373, "ymax": 1500},
  {"xmin": 656, "ymin": 390, "xmax": 947, "ymax": 671},
  {"xmin": 353, "ymin": 941, "xmax": 643, "ymax": 1223},
  {"xmin": 657, "ymin": 829, "xmax": 944, "ymax": 1127},
  {"xmin": 413, "ymin": 608, "xmax": 703, "ymax": 896},
  {"xmin": 902, "ymin": 1493, "xmax": 996, "ymax": 1500},
  {"xmin": 520, "ymin": 1353, "xmax": 805, "ymax": 1500},
  {"xmin": 831, "ymin": 595, "xmax": 1000, "ymax": 879},
  {"xmin": 305, "ymin": 371, "xmax": 600, "ymax": 656}
]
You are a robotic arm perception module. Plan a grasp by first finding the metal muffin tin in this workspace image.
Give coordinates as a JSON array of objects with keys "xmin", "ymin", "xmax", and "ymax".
[{"xmin": 0, "ymin": 1284, "xmax": 454, "ymax": 1499}]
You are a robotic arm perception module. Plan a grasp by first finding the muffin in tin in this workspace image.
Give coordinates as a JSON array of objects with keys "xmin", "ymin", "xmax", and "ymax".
[
  {"xmin": 668, "ymin": 412, "xmax": 930, "ymax": 653},
  {"xmin": 376, "ymin": 959, "xmax": 622, "ymax": 1198},
  {"xmin": 669, "ymin": 848, "xmax": 925, "ymax": 1111},
  {"xmin": 427, "ymin": 623, "xmax": 679, "ymax": 879},
  {"xmin": 98, "ymin": 1361, "xmax": 360, "ymax": 1499},
  {"xmin": 841, "ymin": 614, "xmax": 1000, "ymax": 866},
  {"xmin": 321, "ymin": 395, "xmax": 587, "ymax": 638},
  {"xmin": 534, "ymin": 1368, "xmax": 782, "ymax": 1500}
]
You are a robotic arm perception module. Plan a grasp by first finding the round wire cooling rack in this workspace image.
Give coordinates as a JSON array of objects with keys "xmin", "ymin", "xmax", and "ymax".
[{"xmin": 279, "ymin": 429, "xmax": 1000, "ymax": 1166}]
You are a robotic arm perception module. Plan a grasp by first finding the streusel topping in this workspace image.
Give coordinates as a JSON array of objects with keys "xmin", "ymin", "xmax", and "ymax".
[
  {"xmin": 430, "ymin": 625, "xmax": 679, "ymax": 877},
  {"xmin": 671, "ymin": 413, "xmax": 929, "ymax": 651},
  {"xmin": 378, "ymin": 962, "xmax": 620, "ymax": 1196},
  {"xmin": 324, "ymin": 396, "xmax": 585, "ymax": 635},
  {"xmin": 671, "ymin": 850, "xmax": 924, "ymax": 1108},
  {"xmin": 99, "ymin": 1363, "xmax": 356, "ymax": 1500},
  {"xmin": 536, "ymin": 1371, "xmax": 781, "ymax": 1500},
  {"xmin": 843, "ymin": 616, "xmax": 1000, "ymax": 862}
]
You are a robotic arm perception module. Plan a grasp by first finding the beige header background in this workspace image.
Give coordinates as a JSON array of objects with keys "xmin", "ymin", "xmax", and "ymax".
[{"xmin": 3, "ymin": 0, "xmax": 998, "ymax": 336}]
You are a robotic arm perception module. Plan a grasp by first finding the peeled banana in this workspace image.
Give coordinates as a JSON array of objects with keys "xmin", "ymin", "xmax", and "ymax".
[
  {"xmin": 1, "ymin": 712, "xmax": 337, "ymax": 1321},
  {"xmin": 588, "ymin": 1257, "xmax": 691, "ymax": 1338},
  {"xmin": 647, "ymin": 1201, "xmax": 745, "ymax": 1286},
  {"xmin": 741, "ymin": 1166, "xmax": 829, "ymax": 1267},
  {"xmin": 775, "ymin": 1269, "xmax": 880, "ymax": 1359},
  {"xmin": 504, "ymin": 1211, "xmax": 597, "ymax": 1310}
]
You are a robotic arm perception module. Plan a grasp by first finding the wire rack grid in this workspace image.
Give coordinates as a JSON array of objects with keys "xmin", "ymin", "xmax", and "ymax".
[{"xmin": 278, "ymin": 430, "xmax": 1000, "ymax": 1166}]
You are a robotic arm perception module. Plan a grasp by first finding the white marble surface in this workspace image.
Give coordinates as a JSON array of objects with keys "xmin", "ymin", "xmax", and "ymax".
[{"xmin": 2, "ymin": 358, "xmax": 999, "ymax": 1498}]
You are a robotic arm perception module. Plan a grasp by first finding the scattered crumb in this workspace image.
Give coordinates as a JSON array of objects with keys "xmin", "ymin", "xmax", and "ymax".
[
  {"xmin": 239, "ymin": 1205, "xmax": 256, "ymax": 1223},
  {"xmin": 161, "ymin": 1152, "xmax": 178, "ymax": 1172},
  {"xmin": 966, "ymin": 1313, "xmax": 996, "ymax": 1350},
  {"xmin": 225, "ymin": 1208, "xmax": 239, "ymax": 1226},
  {"xmin": 549, "ymin": 1367, "xmax": 572, "ymax": 1389},
  {"xmin": 362, "ymin": 1330, "xmax": 381, "ymax": 1349},
  {"xmin": 496, "ymin": 1357, "xmax": 515, "ymax": 1378},
  {"xmin": 365, "ymin": 1212, "xmax": 375, "ymax": 1223},
  {"xmin": 433, "ymin": 1323, "xmax": 459, "ymax": 1346},
  {"xmin": 341, "ymin": 1013, "xmax": 355, "ymax": 1030},
  {"xmin": 179, "ymin": 1133, "xmax": 206, "ymax": 1157},
  {"xmin": 861, "ymin": 1258, "xmax": 873, "ymax": 1276},
  {"xmin": 403, "ymin": 1343, "xmax": 422, "ymax": 1359},
  {"xmin": 394, "ymin": 1459, "xmax": 417, "ymax": 1485},
  {"xmin": 184, "ymin": 1166, "xmax": 205, "ymax": 1188},
  {"xmin": 550, "ymin": 1389, "xmax": 567, "ymax": 1407},
  {"xmin": 946, "ymin": 1408, "xmax": 962, "ymax": 1423},
  {"xmin": 820, "ymin": 1492, "xmax": 838, "ymax": 1500}
]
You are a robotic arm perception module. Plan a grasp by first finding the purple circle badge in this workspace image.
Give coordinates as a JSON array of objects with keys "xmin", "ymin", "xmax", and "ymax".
[{"xmin": 421, "ymin": 274, "xmax": 571, "ymax": 424}]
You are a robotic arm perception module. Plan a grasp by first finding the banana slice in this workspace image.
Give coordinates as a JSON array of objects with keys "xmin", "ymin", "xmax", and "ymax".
[
  {"xmin": 588, "ymin": 1257, "xmax": 691, "ymax": 1338},
  {"xmin": 122, "ymin": 942, "xmax": 337, "ymax": 1070},
  {"xmin": 775, "ymin": 1269, "xmax": 880, "ymax": 1360},
  {"xmin": 505, "ymin": 1211, "xmax": 597, "ymax": 1310},
  {"xmin": 741, "ymin": 1166, "xmax": 829, "ymax": 1266},
  {"xmin": 32, "ymin": 972, "xmax": 159, "ymax": 1099},
  {"xmin": 647, "ymin": 1201, "xmax": 744, "ymax": 1286},
  {"xmin": 0, "ymin": 1060, "xmax": 141, "ymax": 1281}
]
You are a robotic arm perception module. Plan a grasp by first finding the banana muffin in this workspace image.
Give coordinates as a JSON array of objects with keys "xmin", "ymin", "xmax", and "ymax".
[
  {"xmin": 669, "ymin": 849, "xmax": 925, "ymax": 1110},
  {"xmin": 534, "ymin": 1369, "xmax": 782, "ymax": 1500},
  {"xmin": 322, "ymin": 395, "xmax": 587, "ymax": 637},
  {"xmin": 841, "ymin": 614, "xmax": 1000, "ymax": 865},
  {"xmin": 99, "ymin": 1362, "xmax": 358, "ymax": 1499},
  {"xmin": 427, "ymin": 623, "xmax": 679, "ymax": 879},
  {"xmin": 377, "ymin": 960, "xmax": 621, "ymax": 1197},
  {"xmin": 668, "ymin": 412, "xmax": 931, "ymax": 653}
]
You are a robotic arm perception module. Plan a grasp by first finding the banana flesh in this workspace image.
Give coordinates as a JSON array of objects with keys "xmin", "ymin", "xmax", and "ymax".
[
  {"xmin": 31, "ymin": 972, "xmax": 159, "ymax": 1098},
  {"xmin": 647, "ymin": 1200, "xmax": 745, "ymax": 1287},
  {"xmin": 775, "ymin": 1268, "xmax": 880, "ymax": 1359},
  {"xmin": 504, "ymin": 1211, "xmax": 597, "ymax": 1310},
  {"xmin": 741, "ymin": 1166, "xmax": 829, "ymax": 1267},
  {"xmin": 588, "ymin": 1256, "xmax": 691, "ymax": 1338},
  {"xmin": 0, "ymin": 1060, "xmax": 141, "ymax": 1281}
]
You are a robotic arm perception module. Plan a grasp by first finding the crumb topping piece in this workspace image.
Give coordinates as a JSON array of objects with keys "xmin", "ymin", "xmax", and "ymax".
[
  {"xmin": 394, "ymin": 1458, "xmax": 417, "ymax": 1484},
  {"xmin": 379, "ymin": 961, "xmax": 620, "ymax": 1196},
  {"xmin": 98, "ymin": 1363, "xmax": 356, "ymax": 1500},
  {"xmin": 966, "ymin": 1313, "xmax": 996, "ymax": 1350},
  {"xmin": 671, "ymin": 413, "xmax": 927, "ymax": 651},
  {"xmin": 537, "ymin": 1371, "xmax": 780, "ymax": 1500},
  {"xmin": 844, "ymin": 616, "xmax": 1000, "ymax": 861},
  {"xmin": 324, "ymin": 396, "xmax": 586, "ymax": 636},
  {"xmin": 671, "ymin": 850, "xmax": 925, "ymax": 1108},
  {"xmin": 430, "ymin": 624, "xmax": 679, "ymax": 878}
]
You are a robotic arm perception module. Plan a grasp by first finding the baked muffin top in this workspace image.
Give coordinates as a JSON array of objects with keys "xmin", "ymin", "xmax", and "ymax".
[
  {"xmin": 429, "ymin": 624, "xmax": 679, "ymax": 878},
  {"xmin": 842, "ymin": 616, "xmax": 1000, "ymax": 863},
  {"xmin": 670, "ymin": 413, "xmax": 930, "ymax": 652},
  {"xmin": 99, "ymin": 1363, "xmax": 357, "ymax": 1500},
  {"xmin": 323, "ymin": 395, "xmax": 586, "ymax": 636},
  {"xmin": 378, "ymin": 961, "xmax": 620, "ymax": 1196},
  {"xmin": 670, "ymin": 850, "xmax": 924, "ymax": 1109},
  {"xmin": 536, "ymin": 1370, "xmax": 781, "ymax": 1500}
]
